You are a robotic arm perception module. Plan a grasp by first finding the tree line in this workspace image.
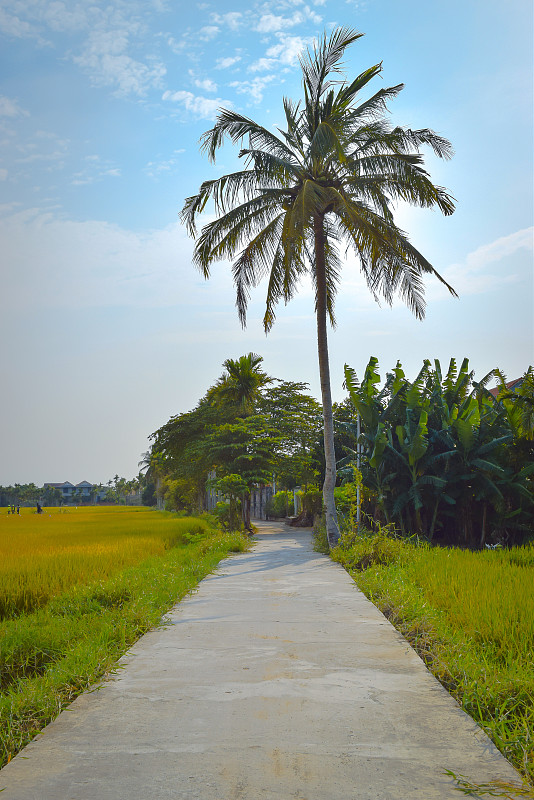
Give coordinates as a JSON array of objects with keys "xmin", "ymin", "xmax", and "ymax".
[
  {"xmin": 145, "ymin": 352, "xmax": 533, "ymax": 548},
  {"xmin": 145, "ymin": 353, "xmax": 323, "ymax": 530},
  {"xmin": 0, "ymin": 475, "xmax": 143, "ymax": 507}
]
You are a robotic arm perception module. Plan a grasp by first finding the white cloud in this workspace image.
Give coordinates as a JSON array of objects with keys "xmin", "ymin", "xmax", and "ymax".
[
  {"xmin": 255, "ymin": 14, "xmax": 290, "ymax": 33},
  {"xmin": 2, "ymin": 2, "xmax": 168, "ymax": 97},
  {"xmin": 254, "ymin": 6, "xmax": 321, "ymax": 33},
  {"xmin": 266, "ymin": 33, "xmax": 311, "ymax": 66},
  {"xmin": 427, "ymin": 227, "xmax": 533, "ymax": 301},
  {"xmin": 0, "ymin": 6, "xmax": 42, "ymax": 40},
  {"xmin": 199, "ymin": 25, "xmax": 219, "ymax": 41},
  {"xmin": 0, "ymin": 95, "xmax": 29, "ymax": 118},
  {"xmin": 0, "ymin": 208, "xmax": 235, "ymax": 311},
  {"xmin": 12, "ymin": 131, "xmax": 70, "ymax": 171},
  {"xmin": 73, "ymin": 28, "xmax": 166, "ymax": 96},
  {"xmin": 0, "ymin": 168, "xmax": 7, "ymax": 181},
  {"xmin": 144, "ymin": 150, "xmax": 185, "ymax": 178},
  {"xmin": 162, "ymin": 90, "xmax": 231, "ymax": 119},
  {"xmin": 0, "ymin": 202, "xmax": 22, "ymax": 214},
  {"xmin": 192, "ymin": 76, "xmax": 218, "ymax": 93},
  {"xmin": 229, "ymin": 75, "xmax": 277, "ymax": 103},
  {"xmin": 211, "ymin": 12, "xmax": 242, "ymax": 30},
  {"xmin": 42, "ymin": 2, "xmax": 90, "ymax": 33},
  {"xmin": 463, "ymin": 227, "xmax": 533, "ymax": 270},
  {"xmin": 249, "ymin": 34, "xmax": 311, "ymax": 73},
  {"xmin": 71, "ymin": 154, "xmax": 121, "ymax": 185},
  {"xmin": 216, "ymin": 55, "xmax": 241, "ymax": 69},
  {"xmin": 166, "ymin": 34, "xmax": 187, "ymax": 54},
  {"xmin": 249, "ymin": 57, "xmax": 275, "ymax": 73}
]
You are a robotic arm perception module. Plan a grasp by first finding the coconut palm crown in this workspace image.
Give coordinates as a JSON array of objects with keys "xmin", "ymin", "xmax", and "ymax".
[
  {"xmin": 209, "ymin": 352, "xmax": 272, "ymax": 416},
  {"xmin": 181, "ymin": 27, "xmax": 456, "ymax": 547}
]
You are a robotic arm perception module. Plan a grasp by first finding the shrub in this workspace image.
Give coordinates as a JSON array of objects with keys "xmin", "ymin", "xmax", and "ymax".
[
  {"xmin": 300, "ymin": 487, "xmax": 322, "ymax": 518},
  {"xmin": 266, "ymin": 490, "xmax": 293, "ymax": 518},
  {"xmin": 212, "ymin": 501, "xmax": 242, "ymax": 532}
]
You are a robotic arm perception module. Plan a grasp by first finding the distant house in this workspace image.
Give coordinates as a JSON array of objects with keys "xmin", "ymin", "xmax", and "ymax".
[
  {"xmin": 43, "ymin": 481, "xmax": 108, "ymax": 503},
  {"xmin": 489, "ymin": 377, "xmax": 524, "ymax": 398}
]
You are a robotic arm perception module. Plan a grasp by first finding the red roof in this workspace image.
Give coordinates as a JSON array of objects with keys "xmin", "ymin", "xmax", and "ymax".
[{"xmin": 489, "ymin": 378, "xmax": 523, "ymax": 398}]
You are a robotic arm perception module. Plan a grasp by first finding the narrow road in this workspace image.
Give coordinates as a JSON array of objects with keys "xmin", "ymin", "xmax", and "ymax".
[{"xmin": 0, "ymin": 522, "xmax": 523, "ymax": 799}]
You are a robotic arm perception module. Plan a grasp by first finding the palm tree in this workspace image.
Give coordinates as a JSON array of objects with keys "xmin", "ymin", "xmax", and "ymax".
[
  {"xmin": 138, "ymin": 448, "xmax": 167, "ymax": 509},
  {"xmin": 209, "ymin": 352, "xmax": 272, "ymax": 416},
  {"xmin": 181, "ymin": 27, "xmax": 456, "ymax": 547}
]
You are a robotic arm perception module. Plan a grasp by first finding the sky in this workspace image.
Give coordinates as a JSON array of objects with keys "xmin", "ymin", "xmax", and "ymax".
[{"xmin": 0, "ymin": 0, "xmax": 532, "ymax": 486}]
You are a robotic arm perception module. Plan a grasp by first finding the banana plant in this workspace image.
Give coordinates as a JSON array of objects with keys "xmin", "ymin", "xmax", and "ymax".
[
  {"xmin": 343, "ymin": 357, "xmax": 533, "ymax": 546},
  {"xmin": 343, "ymin": 361, "xmax": 395, "ymax": 521}
]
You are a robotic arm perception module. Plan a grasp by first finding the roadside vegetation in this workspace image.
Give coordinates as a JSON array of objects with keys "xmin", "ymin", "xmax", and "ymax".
[
  {"xmin": 148, "ymin": 352, "xmax": 323, "ymax": 530},
  {"xmin": 72, "ymin": 351, "xmax": 531, "ymax": 787},
  {"xmin": 328, "ymin": 527, "xmax": 534, "ymax": 784},
  {"xmin": 0, "ymin": 506, "xmax": 249, "ymax": 769},
  {"xmin": 342, "ymin": 358, "xmax": 533, "ymax": 547},
  {"xmin": 319, "ymin": 359, "xmax": 534, "ymax": 785}
]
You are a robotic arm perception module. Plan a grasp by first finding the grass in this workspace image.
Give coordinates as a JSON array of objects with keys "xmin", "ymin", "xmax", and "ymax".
[
  {"xmin": 0, "ymin": 506, "xmax": 218, "ymax": 619},
  {"xmin": 330, "ymin": 530, "xmax": 534, "ymax": 786},
  {"xmin": 0, "ymin": 506, "xmax": 250, "ymax": 768}
]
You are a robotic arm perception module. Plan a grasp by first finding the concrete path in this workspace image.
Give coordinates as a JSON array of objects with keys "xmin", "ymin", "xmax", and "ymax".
[{"xmin": 0, "ymin": 522, "xmax": 524, "ymax": 799}]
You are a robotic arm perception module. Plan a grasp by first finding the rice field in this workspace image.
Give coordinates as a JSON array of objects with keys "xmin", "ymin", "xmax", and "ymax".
[
  {"xmin": 408, "ymin": 545, "xmax": 534, "ymax": 666},
  {"xmin": 0, "ymin": 506, "xmax": 213, "ymax": 619},
  {"xmin": 332, "ymin": 533, "xmax": 534, "ymax": 784}
]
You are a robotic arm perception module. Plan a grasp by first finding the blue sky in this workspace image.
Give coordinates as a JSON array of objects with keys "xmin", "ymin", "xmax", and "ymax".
[{"xmin": 1, "ymin": 0, "xmax": 532, "ymax": 486}]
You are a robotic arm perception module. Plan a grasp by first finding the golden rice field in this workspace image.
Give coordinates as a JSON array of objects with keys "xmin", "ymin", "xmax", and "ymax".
[
  {"xmin": 407, "ymin": 545, "xmax": 534, "ymax": 665},
  {"xmin": 0, "ymin": 506, "xmax": 213, "ymax": 619}
]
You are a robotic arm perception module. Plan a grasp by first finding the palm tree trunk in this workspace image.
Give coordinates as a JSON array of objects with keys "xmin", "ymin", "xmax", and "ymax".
[{"xmin": 314, "ymin": 214, "xmax": 340, "ymax": 548}]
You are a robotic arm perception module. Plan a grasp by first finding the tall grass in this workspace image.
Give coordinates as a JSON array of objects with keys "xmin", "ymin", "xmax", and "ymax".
[
  {"xmin": 0, "ymin": 507, "xmax": 250, "ymax": 768},
  {"xmin": 0, "ymin": 507, "xmax": 214, "ymax": 618},
  {"xmin": 332, "ymin": 533, "xmax": 534, "ymax": 784}
]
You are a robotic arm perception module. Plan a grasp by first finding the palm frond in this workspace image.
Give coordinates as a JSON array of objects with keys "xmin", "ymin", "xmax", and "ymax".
[
  {"xmin": 193, "ymin": 195, "xmax": 281, "ymax": 274},
  {"xmin": 238, "ymin": 148, "xmax": 301, "ymax": 185},
  {"xmin": 300, "ymin": 27, "xmax": 363, "ymax": 133},
  {"xmin": 263, "ymin": 218, "xmax": 307, "ymax": 332},
  {"xmin": 232, "ymin": 214, "xmax": 285, "ymax": 326},
  {"xmin": 309, "ymin": 119, "xmax": 348, "ymax": 163},
  {"xmin": 332, "ymin": 64, "xmax": 385, "ymax": 113},
  {"xmin": 200, "ymin": 109, "xmax": 298, "ymax": 164},
  {"xmin": 386, "ymin": 126, "xmax": 455, "ymax": 160},
  {"xmin": 346, "ymin": 83, "xmax": 404, "ymax": 121},
  {"xmin": 300, "ymin": 27, "xmax": 363, "ymax": 100}
]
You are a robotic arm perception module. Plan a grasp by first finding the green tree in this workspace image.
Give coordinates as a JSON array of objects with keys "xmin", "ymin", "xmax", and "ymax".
[
  {"xmin": 42, "ymin": 485, "xmax": 62, "ymax": 506},
  {"xmin": 206, "ymin": 415, "xmax": 278, "ymax": 530},
  {"xmin": 182, "ymin": 27, "xmax": 456, "ymax": 547},
  {"xmin": 149, "ymin": 397, "xmax": 223, "ymax": 512},
  {"xmin": 258, "ymin": 381, "xmax": 323, "ymax": 488},
  {"xmin": 208, "ymin": 352, "xmax": 272, "ymax": 416},
  {"xmin": 139, "ymin": 450, "xmax": 168, "ymax": 509}
]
